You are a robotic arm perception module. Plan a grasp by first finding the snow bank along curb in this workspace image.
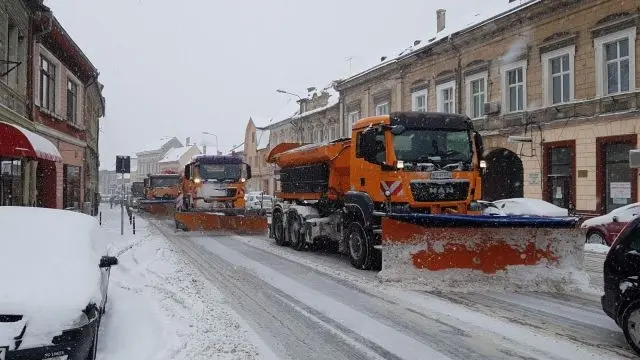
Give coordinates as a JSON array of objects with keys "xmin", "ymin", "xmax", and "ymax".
[{"xmin": 103, "ymin": 212, "xmax": 262, "ymax": 359}]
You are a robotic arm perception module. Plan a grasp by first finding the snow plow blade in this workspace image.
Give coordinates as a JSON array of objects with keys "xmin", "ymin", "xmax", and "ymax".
[
  {"xmin": 379, "ymin": 214, "xmax": 588, "ymax": 291},
  {"xmin": 139, "ymin": 199, "xmax": 176, "ymax": 216},
  {"xmin": 175, "ymin": 211, "xmax": 268, "ymax": 235}
]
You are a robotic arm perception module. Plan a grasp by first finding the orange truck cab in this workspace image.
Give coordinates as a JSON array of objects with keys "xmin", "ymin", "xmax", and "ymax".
[
  {"xmin": 178, "ymin": 154, "xmax": 252, "ymax": 213},
  {"xmin": 143, "ymin": 173, "xmax": 181, "ymax": 201}
]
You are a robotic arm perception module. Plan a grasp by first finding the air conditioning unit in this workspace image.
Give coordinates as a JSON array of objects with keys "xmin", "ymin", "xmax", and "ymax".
[
  {"xmin": 630, "ymin": 149, "xmax": 640, "ymax": 169},
  {"xmin": 484, "ymin": 102, "xmax": 501, "ymax": 115}
]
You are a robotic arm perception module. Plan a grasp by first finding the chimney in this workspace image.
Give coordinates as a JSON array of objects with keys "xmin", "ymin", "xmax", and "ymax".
[
  {"xmin": 186, "ymin": 137, "xmax": 190, "ymax": 146},
  {"xmin": 436, "ymin": 9, "xmax": 446, "ymax": 33}
]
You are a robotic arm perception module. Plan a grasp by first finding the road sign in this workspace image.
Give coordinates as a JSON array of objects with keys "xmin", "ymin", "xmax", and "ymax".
[{"xmin": 116, "ymin": 155, "xmax": 131, "ymax": 174}]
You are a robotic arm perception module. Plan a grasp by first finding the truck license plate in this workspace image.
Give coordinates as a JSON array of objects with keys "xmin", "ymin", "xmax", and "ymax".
[{"xmin": 431, "ymin": 171, "xmax": 452, "ymax": 180}]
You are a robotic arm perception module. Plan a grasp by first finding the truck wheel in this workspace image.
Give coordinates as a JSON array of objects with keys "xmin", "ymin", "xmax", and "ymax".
[
  {"xmin": 288, "ymin": 215, "xmax": 305, "ymax": 251},
  {"xmin": 623, "ymin": 301, "xmax": 640, "ymax": 356},
  {"xmin": 346, "ymin": 222, "xmax": 373, "ymax": 270},
  {"xmin": 273, "ymin": 211, "xmax": 286, "ymax": 246}
]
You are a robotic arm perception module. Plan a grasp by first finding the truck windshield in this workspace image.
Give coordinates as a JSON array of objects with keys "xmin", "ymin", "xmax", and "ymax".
[
  {"xmin": 392, "ymin": 129, "xmax": 472, "ymax": 163},
  {"xmin": 198, "ymin": 164, "xmax": 242, "ymax": 181},
  {"xmin": 150, "ymin": 177, "xmax": 179, "ymax": 187}
]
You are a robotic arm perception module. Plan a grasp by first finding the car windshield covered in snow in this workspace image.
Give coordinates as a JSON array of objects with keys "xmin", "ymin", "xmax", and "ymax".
[
  {"xmin": 393, "ymin": 129, "xmax": 472, "ymax": 164},
  {"xmin": 198, "ymin": 163, "xmax": 242, "ymax": 181},
  {"xmin": 150, "ymin": 176, "xmax": 179, "ymax": 188}
]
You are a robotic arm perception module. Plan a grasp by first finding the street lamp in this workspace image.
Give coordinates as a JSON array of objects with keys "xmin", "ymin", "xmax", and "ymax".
[
  {"xmin": 276, "ymin": 89, "xmax": 302, "ymax": 100},
  {"xmin": 202, "ymin": 132, "xmax": 219, "ymax": 154}
]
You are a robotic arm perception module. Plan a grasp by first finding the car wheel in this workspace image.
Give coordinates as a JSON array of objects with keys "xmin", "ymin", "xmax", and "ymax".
[
  {"xmin": 586, "ymin": 230, "xmax": 606, "ymax": 245},
  {"xmin": 623, "ymin": 301, "xmax": 640, "ymax": 356}
]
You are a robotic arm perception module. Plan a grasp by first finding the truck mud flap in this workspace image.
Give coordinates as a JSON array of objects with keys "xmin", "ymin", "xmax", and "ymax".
[
  {"xmin": 175, "ymin": 212, "xmax": 268, "ymax": 235},
  {"xmin": 378, "ymin": 214, "xmax": 588, "ymax": 292}
]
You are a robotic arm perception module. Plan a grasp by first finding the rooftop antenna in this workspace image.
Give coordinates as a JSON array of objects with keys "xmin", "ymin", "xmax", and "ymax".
[{"xmin": 345, "ymin": 56, "xmax": 353, "ymax": 74}]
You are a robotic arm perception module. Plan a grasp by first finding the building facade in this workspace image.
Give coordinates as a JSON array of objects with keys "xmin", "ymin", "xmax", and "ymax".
[
  {"xmin": 0, "ymin": 0, "xmax": 104, "ymax": 212},
  {"xmin": 334, "ymin": 0, "xmax": 640, "ymax": 216},
  {"xmin": 134, "ymin": 137, "xmax": 182, "ymax": 180}
]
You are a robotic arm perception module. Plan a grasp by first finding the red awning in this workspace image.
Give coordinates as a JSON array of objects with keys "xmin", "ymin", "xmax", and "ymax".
[{"xmin": 0, "ymin": 121, "xmax": 63, "ymax": 162}]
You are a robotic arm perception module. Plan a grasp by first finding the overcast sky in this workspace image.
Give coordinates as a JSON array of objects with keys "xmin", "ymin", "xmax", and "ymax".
[{"xmin": 44, "ymin": 0, "xmax": 525, "ymax": 170}]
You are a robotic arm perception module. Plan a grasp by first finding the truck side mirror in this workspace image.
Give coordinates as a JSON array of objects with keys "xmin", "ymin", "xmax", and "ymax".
[
  {"xmin": 474, "ymin": 131, "xmax": 484, "ymax": 160},
  {"xmin": 360, "ymin": 129, "xmax": 379, "ymax": 164},
  {"xmin": 184, "ymin": 165, "xmax": 190, "ymax": 180},
  {"xmin": 246, "ymin": 164, "xmax": 252, "ymax": 180}
]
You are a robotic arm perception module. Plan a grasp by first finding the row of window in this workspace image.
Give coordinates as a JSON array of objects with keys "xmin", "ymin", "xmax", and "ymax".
[
  {"xmin": 39, "ymin": 54, "xmax": 81, "ymax": 125},
  {"xmin": 348, "ymin": 26, "xmax": 637, "ymax": 123}
]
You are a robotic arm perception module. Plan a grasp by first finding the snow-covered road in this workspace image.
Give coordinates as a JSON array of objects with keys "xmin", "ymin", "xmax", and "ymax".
[{"xmin": 147, "ymin": 216, "xmax": 634, "ymax": 360}]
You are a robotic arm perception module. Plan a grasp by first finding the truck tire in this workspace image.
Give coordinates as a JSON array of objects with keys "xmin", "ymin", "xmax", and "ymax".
[
  {"xmin": 346, "ymin": 221, "xmax": 374, "ymax": 270},
  {"xmin": 272, "ymin": 211, "xmax": 286, "ymax": 246},
  {"xmin": 288, "ymin": 214, "xmax": 306, "ymax": 251}
]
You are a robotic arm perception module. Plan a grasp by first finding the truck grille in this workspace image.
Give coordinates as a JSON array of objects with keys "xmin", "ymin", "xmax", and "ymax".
[{"xmin": 410, "ymin": 180, "xmax": 469, "ymax": 202}]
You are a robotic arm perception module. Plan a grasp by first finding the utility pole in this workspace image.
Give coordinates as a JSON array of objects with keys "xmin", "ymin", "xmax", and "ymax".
[{"xmin": 120, "ymin": 172, "xmax": 124, "ymax": 235}]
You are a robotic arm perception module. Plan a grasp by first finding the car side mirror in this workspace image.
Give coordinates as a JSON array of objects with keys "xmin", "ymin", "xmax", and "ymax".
[
  {"xmin": 613, "ymin": 215, "xmax": 619, "ymax": 223},
  {"xmin": 100, "ymin": 256, "xmax": 118, "ymax": 268}
]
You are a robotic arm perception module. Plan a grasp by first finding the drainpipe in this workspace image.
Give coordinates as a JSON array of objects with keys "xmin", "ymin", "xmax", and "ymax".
[{"xmin": 448, "ymin": 38, "xmax": 463, "ymax": 115}]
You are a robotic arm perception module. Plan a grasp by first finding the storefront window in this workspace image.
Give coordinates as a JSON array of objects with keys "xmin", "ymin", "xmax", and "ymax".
[
  {"xmin": 1, "ymin": 159, "xmax": 23, "ymax": 206},
  {"xmin": 63, "ymin": 165, "xmax": 81, "ymax": 209}
]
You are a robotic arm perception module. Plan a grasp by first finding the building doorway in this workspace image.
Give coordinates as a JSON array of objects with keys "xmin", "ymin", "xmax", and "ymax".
[
  {"xmin": 597, "ymin": 135, "xmax": 638, "ymax": 214},
  {"xmin": 544, "ymin": 141, "xmax": 575, "ymax": 211},
  {"xmin": 482, "ymin": 148, "xmax": 524, "ymax": 201}
]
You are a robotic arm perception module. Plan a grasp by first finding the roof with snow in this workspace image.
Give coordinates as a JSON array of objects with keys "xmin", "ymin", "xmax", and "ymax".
[
  {"xmin": 336, "ymin": 0, "xmax": 541, "ymax": 86},
  {"xmin": 137, "ymin": 137, "xmax": 182, "ymax": 154},
  {"xmin": 292, "ymin": 84, "xmax": 339, "ymax": 120},
  {"xmin": 158, "ymin": 145, "xmax": 201, "ymax": 163}
]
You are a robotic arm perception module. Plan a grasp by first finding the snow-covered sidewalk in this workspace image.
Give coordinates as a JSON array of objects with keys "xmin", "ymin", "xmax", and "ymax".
[{"xmin": 95, "ymin": 206, "xmax": 265, "ymax": 360}]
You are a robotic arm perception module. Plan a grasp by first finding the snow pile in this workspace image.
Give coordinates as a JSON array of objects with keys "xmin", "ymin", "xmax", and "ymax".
[
  {"xmin": 581, "ymin": 203, "xmax": 640, "ymax": 227},
  {"xmin": 96, "ymin": 208, "xmax": 262, "ymax": 360},
  {"xmin": 585, "ymin": 243, "xmax": 610, "ymax": 254},
  {"xmin": 0, "ymin": 207, "xmax": 104, "ymax": 331}
]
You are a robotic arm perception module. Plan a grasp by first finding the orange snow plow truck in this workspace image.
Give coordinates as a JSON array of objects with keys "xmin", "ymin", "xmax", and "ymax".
[
  {"xmin": 174, "ymin": 154, "xmax": 268, "ymax": 234},
  {"xmin": 139, "ymin": 172, "xmax": 181, "ymax": 215},
  {"xmin": 267, "ymin": 112, "xmax": 585, "ymax": 287}
]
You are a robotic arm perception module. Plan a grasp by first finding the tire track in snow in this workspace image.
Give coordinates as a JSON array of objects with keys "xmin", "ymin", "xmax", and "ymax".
[
  {"xmin": 211, "ymin": 238, "xmax": 550, "ymax": 360},
  {"xmin": 429, "ymin": 292, "xmax": 634, "ymax": 358}
]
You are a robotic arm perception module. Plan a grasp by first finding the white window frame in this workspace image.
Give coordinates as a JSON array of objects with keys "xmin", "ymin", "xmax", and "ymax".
[
  {"xmin": 465, "ymin": 72, "xmax": 488, "ymax": 119},
  {"xmin": 436, "ymin": 80, "xmax": 456, "ymax": 113},
  {"xmin": 594, "ymin": 27, "xmax": 636, "ymax": 97},
  {"xmin": 542, "ymin": 45, "xmax": 575, "ymax": 107},
  {"xmin": 501, "ymin": 60, "xmax": 527, "ymax": 114},
  {"xmin": 374, "ymin": 101, "xmax": 390, "ymax": 116},
  {"xmin": 411, "ymin": 88, "xmax": 428, "ymax": 112},
  {"xmin": 347, "ymin": 110, "xmax": 360, "ymax": 128}
]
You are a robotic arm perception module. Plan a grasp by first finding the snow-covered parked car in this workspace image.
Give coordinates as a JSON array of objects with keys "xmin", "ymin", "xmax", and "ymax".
[
  {"xmin": 493, "ymin": 198, "xmax": 569, "ymax": 217},
  {"xmin": 581, "ymin": 202, "xmax": 640, "ymax": 246},
  {"xmin": 478, "ymin": 200, "xmax": 506, "ymax": 216},
  {"xmin": 0, "ymin": 207, "xmax": 118, "ymax": 360}
]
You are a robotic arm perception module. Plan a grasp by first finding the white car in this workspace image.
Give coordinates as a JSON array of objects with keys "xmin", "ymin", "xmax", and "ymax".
[
  {"xmin": 246, "ymin": 194, "xmax": 274, "ymax": 213},
  {"xmin": 493, "ymin": 198, "xmax": 569, "ymax": 217},
  {"xmin": 0, "ymin": 207, "xmax": 118, "ymax": 360}
]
